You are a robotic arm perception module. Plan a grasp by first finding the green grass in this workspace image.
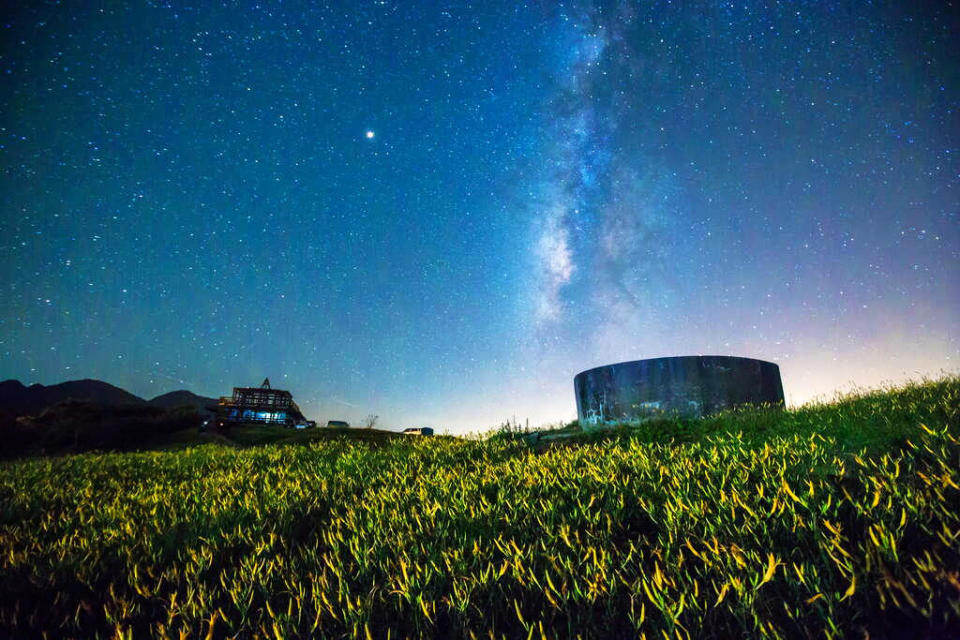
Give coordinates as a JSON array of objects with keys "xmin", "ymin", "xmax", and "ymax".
[
  {"xmin": 537, "ymin": 377, "xmax": 957, "ymax": 453},
  {"xmin": 217, "ymin": 424, "xmax": 401, "ymax": 448},
  {"xmin": 1, "ymin": 377, "xmax": 958, "ymax": 639}
]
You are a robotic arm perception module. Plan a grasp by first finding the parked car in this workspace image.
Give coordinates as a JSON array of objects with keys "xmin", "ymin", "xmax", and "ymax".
[{"xmin": 402, "ymin": 427, "xmax": 434, "ymax": 436}]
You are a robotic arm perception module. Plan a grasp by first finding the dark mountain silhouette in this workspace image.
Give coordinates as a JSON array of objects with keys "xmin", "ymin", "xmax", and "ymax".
[
  {"xmin": 0, "ymin": 379, "xmax": 220, "ymax": 418},
  {"xmin": 0, "ymin": 380, "xmax": 217, "ymax": 457},
  {"xmin": 0, "ymin": 379, "xmax": 145, "ymax": 416},
  {"xmin": 148, "ymin": 390, "xmax": 219, "ymax": 416}
]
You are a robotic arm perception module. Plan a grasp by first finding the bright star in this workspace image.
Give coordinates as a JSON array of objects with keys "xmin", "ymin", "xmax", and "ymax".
[{"xmin": 365, "ymin": 130, "xmax": 375, "ymax": 139}]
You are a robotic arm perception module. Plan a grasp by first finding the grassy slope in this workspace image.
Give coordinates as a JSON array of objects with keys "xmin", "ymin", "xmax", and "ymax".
[
  {"xmin": 221, "ymin": 425, "xmax": 401, "ymax": 447},
  {"xmin": 537, "ymin": 376, "xmax": 957, "ymax": 453},
  {"xmin": 1, "ymin": 421, "xmax": 403, "ymax": 459},
  {"xmin": 0, "ymin": 377, "xmax": 957, "ymax": 639}
]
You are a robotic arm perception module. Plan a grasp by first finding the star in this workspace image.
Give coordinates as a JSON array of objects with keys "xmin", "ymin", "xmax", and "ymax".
[{"xmin": 0, "ymin": 0, "xmax": 953, "ymax": 431}]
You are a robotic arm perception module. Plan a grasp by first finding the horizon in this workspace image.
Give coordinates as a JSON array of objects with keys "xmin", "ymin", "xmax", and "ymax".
[
  {"xmin": 5, "ymin": 365, "xmax": 957, "ymax": 434},
  {"xmin": 1, "ymin": 2, "xmax": 957, "ymax": 433}
]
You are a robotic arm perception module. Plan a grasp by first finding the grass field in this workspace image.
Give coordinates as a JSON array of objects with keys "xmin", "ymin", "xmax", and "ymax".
[{"xmin": 1, "ymin": 377, "xmax": 958, "ymax": 639}]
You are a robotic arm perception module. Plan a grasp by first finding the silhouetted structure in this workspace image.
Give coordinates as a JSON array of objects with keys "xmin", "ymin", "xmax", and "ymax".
[
  {"xmin": 574, "ymin": 356, "xmax": 784, "ymax": 429},
  {"xmin": 215, "ymin": 378, "xmax": 314, "ymax": 429}
]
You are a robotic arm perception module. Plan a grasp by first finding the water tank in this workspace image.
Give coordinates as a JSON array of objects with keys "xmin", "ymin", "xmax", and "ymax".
[{"xmin": 574, "ymin": 356, "xmax": 784, "ymax": 429}]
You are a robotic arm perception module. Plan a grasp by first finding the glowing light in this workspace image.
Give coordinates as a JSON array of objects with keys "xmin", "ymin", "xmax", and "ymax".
[{"xmin": 365, "ymin": 130, "xmax": 375, "ymax": 139}]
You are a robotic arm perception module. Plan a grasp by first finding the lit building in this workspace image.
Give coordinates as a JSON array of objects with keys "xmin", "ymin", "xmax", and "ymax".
[{"xmin": 215, "ymin": 378, "xmax": 315, "ymax": 428}]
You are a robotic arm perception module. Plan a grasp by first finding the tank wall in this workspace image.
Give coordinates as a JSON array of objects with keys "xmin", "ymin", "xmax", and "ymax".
[{"xmin": 574, "ymin": 356, "xmax": 784, "ymax": 429}]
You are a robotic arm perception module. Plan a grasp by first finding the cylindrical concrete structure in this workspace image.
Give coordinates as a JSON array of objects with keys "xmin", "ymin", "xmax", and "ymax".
[{"xmin": 574, "ymin": 356, "xmax": 784, "ymax": 429}]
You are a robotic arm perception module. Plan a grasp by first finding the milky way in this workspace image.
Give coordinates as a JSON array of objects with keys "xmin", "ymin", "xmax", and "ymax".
[
  {"xmin": 529, "ymin": 4, "xmax": 685, "ymax": 351},
  {"xmin": 1, "ymin": 2, "xmax": 956, "ymax": 431}
]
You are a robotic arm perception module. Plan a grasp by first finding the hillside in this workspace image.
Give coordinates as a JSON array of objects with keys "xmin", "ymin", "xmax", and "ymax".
[
  {"xmin": 0, "ymin": 378, "xmax": 145, "ymax": 416},
  {"xmin": 0, "ymin": 379, "xmax": 222, "ymax": 417},
  {"xmin": 0, "ymin": 408, "xmax": 401, "ymax": 459},
  {"xmin": 0, "ymin": 382, "xmax": 223, "ymax": 457},
  {"xmin": 0, "ymin": 376, "xmax": 957, "ymax": 639},
  {"xmin": 147, "ymin": 390, "xmax": 219, "ymax": 414}
]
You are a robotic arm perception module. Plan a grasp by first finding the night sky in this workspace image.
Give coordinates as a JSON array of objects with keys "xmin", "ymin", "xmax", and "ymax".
[{"xmin": 1, "ymin": 1, "xmax": 957, "ymax": 432}]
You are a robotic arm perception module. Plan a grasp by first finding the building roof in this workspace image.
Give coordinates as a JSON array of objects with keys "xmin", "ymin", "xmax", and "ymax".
[{"xmin": 217, "ymin": 378, "xmax": 308, "ymax": 423}]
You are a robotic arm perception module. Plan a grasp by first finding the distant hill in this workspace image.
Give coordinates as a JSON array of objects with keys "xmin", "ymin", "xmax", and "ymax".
[
  {"xmin": 148, "ymin": 390, "xmax": 219, "ymax": 416},
  {"xmin": 0, "ymin": 379, "xmax": 145, "ymax": 416},
  {"xmin": 0, "ymin": 380, "xmax": 218, "ymax": 457},
  {"xmin": 0, "ymin": 379, "xmax": 220, "ymax": 419}
]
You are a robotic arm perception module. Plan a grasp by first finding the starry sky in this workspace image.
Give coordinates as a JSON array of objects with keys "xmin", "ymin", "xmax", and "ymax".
[{"xmin": 1, "ymin": 1, "xmax": 957, "ymax": 432}]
